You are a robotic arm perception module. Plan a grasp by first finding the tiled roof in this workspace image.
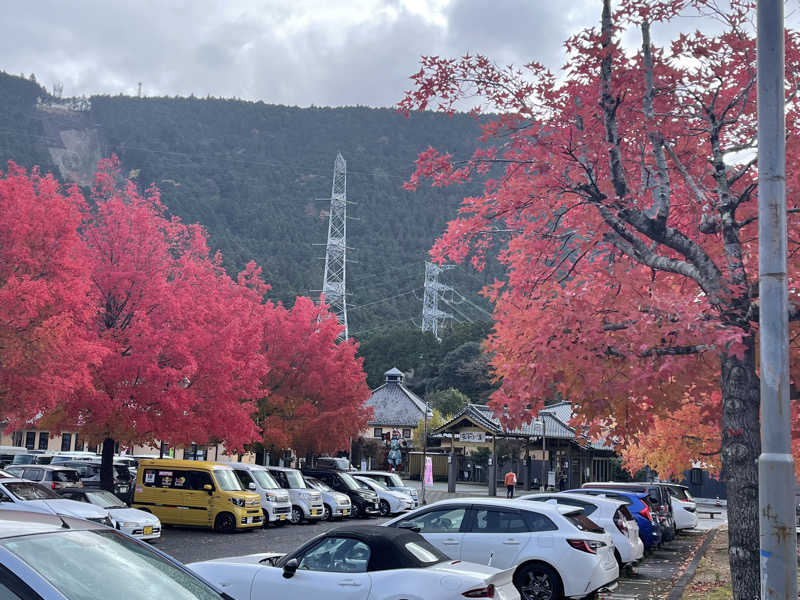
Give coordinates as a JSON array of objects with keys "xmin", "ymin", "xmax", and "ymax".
[
  {"xmin": 365, "ymin": 381, "xmax": 431, "ymax": 427},
  {"xmin": 433, "ymin": 403, "xmax": 615, "ymax": 451}
]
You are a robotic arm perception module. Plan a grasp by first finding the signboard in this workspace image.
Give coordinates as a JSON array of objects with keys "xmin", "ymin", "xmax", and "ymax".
[
  {"xmin": 547, "ymin": 470, "xmax": 556, "ymax": 487},
  {"xmin": 360, "ymin": 459, "xmax": 367, "ymax": 471},
  {"xmin": 459, "ymin": 431, "xmax": 486, "ymax": 443},
  {"xmin": 424, "ymin": 457, "xmax": 433, "ymax": 485}
]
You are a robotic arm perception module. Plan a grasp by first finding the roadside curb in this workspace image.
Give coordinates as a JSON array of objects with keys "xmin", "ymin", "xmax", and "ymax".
[{"xmin": 667, "ymin": 528, "xmax": 718, "ymax": 600}]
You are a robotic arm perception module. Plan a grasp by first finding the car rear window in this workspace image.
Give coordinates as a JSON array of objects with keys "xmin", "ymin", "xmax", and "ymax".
[
  {"xmin": 618, "ymin": 505, "xmax": 634, "ymax": 520},
  {"xmin": 565, "ymin": 513, "xmax": 605, "ymax": 534},
  {"xmin": 53, "ymin": 470, "xmax": 81, "ymax": 483}
]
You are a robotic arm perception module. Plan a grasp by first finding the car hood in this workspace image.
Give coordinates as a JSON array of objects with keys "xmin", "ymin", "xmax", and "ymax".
[
  {"xmin": 24, "ymin": 499, "xmax": 109, "ymax": 519},
  {"xmin": 107, "ymin": 507, "xmax": 160, "ymax": 524},
  {"xmin": 190, "ymin": 552, "xmax": 285, "ymax": 567},
  {"xmin": 389, "ymin": 490, "xmax": 412, "ymax": 501}
]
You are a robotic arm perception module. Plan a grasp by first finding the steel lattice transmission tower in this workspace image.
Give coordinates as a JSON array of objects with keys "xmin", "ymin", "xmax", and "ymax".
[
  {"xmin": 421, "ymin": 262, "xmax": 455, "ymax": 341},
  {"xmin": 321, "ymin": 153, "xmax": 349, "ymax": 340}
]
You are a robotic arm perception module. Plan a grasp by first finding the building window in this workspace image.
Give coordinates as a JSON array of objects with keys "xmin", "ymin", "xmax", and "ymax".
[
  {"xmin": 74, "ymin": 435, "xmax": 84, "ymax": 451},
  {"xmin": 87, "ymin": 443, "xmax": 97, "ymax": 453},
  {"xmin": 402, "ymin": 429, "xmax": 411, "ymax": 439},
  {"xmin": 25, "ymin": 432, "xmax": 36, "ymax": 450},
  {"xmin": 184, "ymin": 444, "xmax": 206, "ymax": 461},
  {"xmin": 38, "ymin": 432, "xmax": 49, "ymax": 450},
  {"xmin": 61, "ymin": 433, "xmax": 72, "ymax": 452},
  {"xmin": 12, "ymin": 432, "xmax": 23, "ymax": 447},
  {"xmin": 373, "ymin": 427, "xmax": 383, "ymax": 439}
]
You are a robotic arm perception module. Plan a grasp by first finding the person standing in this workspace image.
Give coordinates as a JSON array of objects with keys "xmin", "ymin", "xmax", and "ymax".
[{"xmin": 504, "ymin": 470, "xmax": 517, "ymax": 498}]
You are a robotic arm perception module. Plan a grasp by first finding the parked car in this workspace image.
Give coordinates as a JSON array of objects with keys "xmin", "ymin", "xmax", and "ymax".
[
  {"xmin": 567, "ymin": 488, "xmax": 662, "ymax": 551},
  {"xmin": 312, "ymin": 456, "xmax": 354, "ymax": 471},
  {"xmin": 303, "ymin": 476, "xmax": 352, "ymax": 521},
  {"xmin": 49, "ymin": 451, "xmax": 101, "ymax": 464},
  {"xmin": 0, "ymin": 478, "xmax": 113, "ymax": 525},
  {"xmin": 0, "ymin": 446, "xmax": 30, "ymax": 468},
  {"xmin": 519, "ymin": 492, "xmax": 644, "ymax": 569},
  {"xmin": 384, "ymin": 497, "xmax": 619, "ymax": 600},
  {"xmin": 265, "ymin": 466, "xmax": 324, "ymax": 524},
  {"xmin": 351, "ymin": 470, "xmax": 420, "ymax": 507},
  {"xmin": 189, "ymin": 524, "xmax": 520, "ymax": 600},
  {"xmin": 5, "ymin": 465, "xmax": 83, "ymax": 491},
  {"xmin": 302, "ymin": 467, "xmax": 380, "ymax": 519},
  {"xmin": 353, "ymin": 475, "xmax": 413, "ymax": 516},
  {"xmin": 132, "ymin": 459, "xmax": 263, "ymax": 533},
  {"xmin": 0, "ymin": 510, "xmax": 231, "ymax": 599},
  {"xmin": 10, "ymin": 451, "xmax": 45, "ymax": 465},
  {"xmin": 60, "ymin": 460, "xmax": 133, "ymax": 500},
  {"xmin": 231, "ymin": 464, "xmax": 293, "ymax": 526},
  {"xmin": 660, "ymin": 483, "xmax": 698, "ymax": 530},
  {"xmin": 581, "ymin": 482, "xmax": 676, "ymax": 542},
  {"xmin": 58, "ymin": 487, "xmax": 162, "ymax": 542}
]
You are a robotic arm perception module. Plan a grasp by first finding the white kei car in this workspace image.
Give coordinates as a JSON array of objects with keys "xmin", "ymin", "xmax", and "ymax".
[
  {"xmin": 383, "ymin": 498, "xmax": 619, "ymax": 600},
  {"xmin": 518, "ymin": 492, "xmax": 644, "ymax": 569},
  {"xmin": 189, "ymin": 525, "xmax": 520, "ymax": 600},
  {"xmin": 58, "ymin": 488, "xmax": 161, "ymax": 541},
  {"xmin": 353, "ymin": 475, "xmax": 413, "ymax": 516},
  {"xmin": 661, "ymin": 483, "xmax": 698, "ymax": 530}
]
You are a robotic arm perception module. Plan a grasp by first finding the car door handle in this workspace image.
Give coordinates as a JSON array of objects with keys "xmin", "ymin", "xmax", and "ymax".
[
  {"xmin": 443, "ymin": 538, "xmax": 460, "ymax": 545},
  {"xmin": 338, "ymin": 579, "xmax": 361, "ymax": 587},
  {"xmin": 503, "ymin": 539, "xmax": 520, "ymax": 545}
]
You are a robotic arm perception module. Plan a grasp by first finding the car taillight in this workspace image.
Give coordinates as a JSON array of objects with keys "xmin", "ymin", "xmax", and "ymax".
[
  {"xmin": 463, "ymin": 584, "xmax": 495, "ymax": 598},
  {"xmin": 639, "ymin": 504, "xmax": 652, "ymax": 522},
  {"xmin": 567, "ymin": 539, "xmax": 606, "ymax": 554},
  {"xmin": 51, "ymin": 482, "xmax": 57, "ymax": 489}
]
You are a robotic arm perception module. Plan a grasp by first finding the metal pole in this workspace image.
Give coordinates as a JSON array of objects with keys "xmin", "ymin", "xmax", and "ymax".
[
  {"xmin": 541, "ymin": 418, "xmax": 546, "ymax": 491},
  {"xmin": 420, "ymin": 400, "xmax": 428, "ymax": 505},
  {"xmin": 757, "ymin": 1, "xmax": 797, "ymax": 597}
]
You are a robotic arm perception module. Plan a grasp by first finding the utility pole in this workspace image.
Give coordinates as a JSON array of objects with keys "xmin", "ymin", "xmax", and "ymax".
[
  {"xmin": 539, "ymin": 417, "xmax": 547, "ymax": 491},
  {"xmin": 321, "ymin": 153, "xmax": 349, "ymax": 340},
  {"xmin": 421, "ymin": 262, "xmax": 454, "ymax": 341},
  {"xmin": 757, "ymin": 1, "xmax": 797, "ymax": 597},
  {"xmin": 420, "ymin": 397, "xmax": 429, "ymax": 505}
]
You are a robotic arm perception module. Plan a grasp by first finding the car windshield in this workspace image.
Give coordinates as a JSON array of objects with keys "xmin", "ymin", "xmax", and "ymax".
[
  {"xmin": 2, "ymin": 530, "xmax": 222, "ymax": 599},
  {"xmin": 284, "ymin": 470, "xmax": 307, "ymax": 489},
  {"xmin": 386, "ymin": 474, "xmax": 405, "ymax": 487},
  {"xmin": 213, "ymin": 469, "xmax": 242, "ymax": 491},
  {"xmin": 307, "ymin": 478, "xmax": 332, "ymax": 492},
  {"xmin": 338, "ymin": 473, "xmax": 363, "ymax": 491},
  {"xmin": 86, "ymin": 490, "xmax": 127, "ymax": 509},
  {"xmin": 11, "ymin": 455, "xmax": 35, "ymax": 465},
  {"xmin": 251, "ymin": 470, "xmax": 280, "ymax": 490},
  {"xmin": 363, "ymin": 478, "xmax": 387, "ymax": 491},
  {"xmin": 114, "ymin": 465, "xmax": 132, "ymax": 481},
  {"xmin": 5, "ymin": 481, "xmax": 60, "ymax": 500}
]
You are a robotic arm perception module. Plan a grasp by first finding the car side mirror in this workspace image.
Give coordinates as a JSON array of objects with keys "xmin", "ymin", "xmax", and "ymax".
[
  {"xmin": 248, "ymin": 482, "xmax": 256, "ymax": 490},
  {"xmin": 397, "ymin": 521, "xmax": 421, "ymax": 533},
  {"xmin": 203, "ymin": 484, "xmax": 213, "ymax": 494},
  {"xmin": 282, "ymin": 558, "xmax": 299, "ymax": 579}
]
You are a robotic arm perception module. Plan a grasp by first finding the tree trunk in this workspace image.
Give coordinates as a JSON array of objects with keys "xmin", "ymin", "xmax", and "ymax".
[
  {"xmin": 100, "ymin": 437, "xmax": 116, "ymax": 493},
  {"xmin": 720, "ymin": 335, "xmax": 761, "ymax": 600}
]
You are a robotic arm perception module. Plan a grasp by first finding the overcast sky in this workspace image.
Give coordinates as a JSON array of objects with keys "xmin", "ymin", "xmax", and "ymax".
[{"xmin": 0, "ymin": 0, "xmax": 768, "ymax": 108}]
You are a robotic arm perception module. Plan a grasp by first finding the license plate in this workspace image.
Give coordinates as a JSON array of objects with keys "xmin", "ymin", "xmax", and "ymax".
[
  {"xmin": 246, "ymin": 517, "xmax": 254, "ymax": 524},
  {"xmin": 311, "ymin": 509, "xmax": 321, "ymax": 516},
  {"xmin": 342, "ymin": 510, "xmax": 350, "ymax": 516},
  {"xmin": 143, "ymin": 526, "xmax": 153, "ymax": 535},
  {"xmin": 119, "ymin": 487, "xmax": 129, "ymax": 493},
  {"xmin": 280, "ymin": 514, "xmax": 287, "ymax": 520}
]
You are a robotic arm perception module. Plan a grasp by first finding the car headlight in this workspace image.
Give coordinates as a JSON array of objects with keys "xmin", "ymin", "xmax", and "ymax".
[
  {"xmin": 120, "ymin": 522, "xmax": 138, "ymax": 528},
  {"xmin": 229, "ymin": 497, "xmax": 246, "ymax": 507}
]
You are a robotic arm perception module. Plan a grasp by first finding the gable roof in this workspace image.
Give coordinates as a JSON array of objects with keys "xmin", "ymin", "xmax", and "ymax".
[{"xmin": 365, "ymin": 380, "xmax": 431, "ymax": 427}]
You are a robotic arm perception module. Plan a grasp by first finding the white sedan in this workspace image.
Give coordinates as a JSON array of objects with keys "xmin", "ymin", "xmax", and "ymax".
[
  {"xmin": 384, "ymin": 498, "xmax": 619, "ymax": 600},
  {"xmin": 518, "ymin": 492, "xmax": 644, "ymax": 569},
  {"xmin": 59, "ymin": 488, "xmax": 162, "ymax": 541},
  {"xmin": 0, "ymin": 478, "xmax": 113, "ymax": 526},
  {"xmin": 353, "ymin": 475, "xmax": 413, "ymax": 516},
  {"xmin": 189, "ymin": 524, "xmax": 520, "ymax": 599}
]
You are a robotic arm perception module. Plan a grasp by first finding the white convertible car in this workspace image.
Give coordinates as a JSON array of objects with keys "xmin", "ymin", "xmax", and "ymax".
[{"xmin": 189, "ymin": 525, "xmax": 520, "ymax": 600}]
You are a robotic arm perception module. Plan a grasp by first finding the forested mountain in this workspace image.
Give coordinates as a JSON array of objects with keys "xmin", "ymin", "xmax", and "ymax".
[{"xmin": 0, "ymin": 71, "xmax": 500, "ymax": 338}]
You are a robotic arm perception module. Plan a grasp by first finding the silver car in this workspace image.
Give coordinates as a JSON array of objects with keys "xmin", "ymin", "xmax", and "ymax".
[
  {"xmin": 265, "ymin": 466, "xmax": 324, "ymax": 524},
  {"xmin": 303, "ymin": 476, "xmax": 352, "ymax": 520},
  {"xmin": 352, "ymin": 470, "xmax": 420, "ymax": 507},
  {"xmin": 0, "ymin": 510, "xmax": 228, "ymax": 598}
]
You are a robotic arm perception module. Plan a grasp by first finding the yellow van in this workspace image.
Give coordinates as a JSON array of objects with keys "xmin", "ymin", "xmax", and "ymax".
[{"xmin": 132, "ymin": 459, "xmax": 263, "ymax": 532}]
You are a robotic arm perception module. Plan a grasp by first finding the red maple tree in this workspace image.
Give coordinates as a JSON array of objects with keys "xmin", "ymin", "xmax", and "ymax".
[
  {"xmin": 400, "ymin": 1, "xmax": 800, "ymax": 595},
  {"xmin": 63, "ymin": 159, "xmax": 266, "ymax": 485},
  {"xmin": 0, "ymin": 164, "xmax": 101, "ymax": 432},
  {"xmin": 257, "ymin": 296, "xmax": 372, "ymax": 457}
]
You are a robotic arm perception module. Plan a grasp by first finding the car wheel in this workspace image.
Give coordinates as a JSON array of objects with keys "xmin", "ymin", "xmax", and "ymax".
[
  {"xmin": 323, "ymin": 504, "xmax": 333, "ymax": 521},
  {"xmin": 214, "ymin": 512, "xmax": 236, "ymax": 534},
  {"xmin": 290, "ymin": 506, "xmax": 304, "ymax": 524},
  {"xmin": 514, "ymin": 563, "xmax": 563, "ymax": 600},
  {"xmin": 351, "ymin": 503, "xmax": 361, "ymax": 519},
  {"xmin": 379, "ymin": 500, "xmax": 391, "ymax": 516}
]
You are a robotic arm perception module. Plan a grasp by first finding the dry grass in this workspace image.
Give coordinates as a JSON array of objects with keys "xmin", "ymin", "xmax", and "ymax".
[{"xmin": 682, "ymin": 527, "xmax": 732, "ymax": 600}]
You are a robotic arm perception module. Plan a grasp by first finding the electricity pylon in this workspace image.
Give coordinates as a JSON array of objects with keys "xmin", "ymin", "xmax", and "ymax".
[
  {"xmin": 421, "ymin": 262, "xmax": 455, "ymax": 341},
  {"xmin": 321, "ymin": 153, "xmax": 349, "ymax": 340}
]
